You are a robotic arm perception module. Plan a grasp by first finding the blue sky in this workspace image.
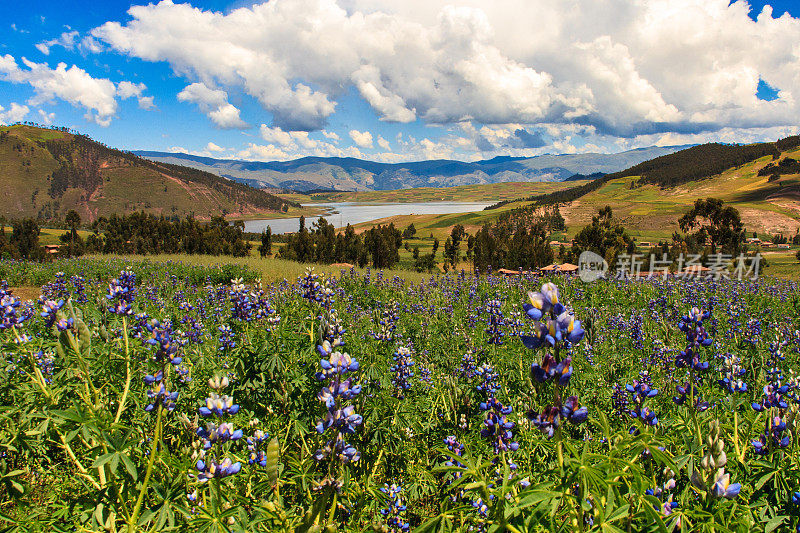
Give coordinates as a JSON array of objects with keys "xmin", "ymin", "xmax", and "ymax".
[{"xmin": 1, "ymin": 0, "xmax": 799, "ymax": 162}]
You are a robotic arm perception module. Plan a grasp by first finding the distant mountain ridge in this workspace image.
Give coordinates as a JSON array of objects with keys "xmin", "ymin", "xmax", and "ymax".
[{"xmin": 134, "ymin": 145, "xmax": 694, "ymax": 192}]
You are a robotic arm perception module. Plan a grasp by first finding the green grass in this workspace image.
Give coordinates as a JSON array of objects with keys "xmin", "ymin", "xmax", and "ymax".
[{"xmin": 83, "ymin": 253, "xmax": 432, "ymax": 284}]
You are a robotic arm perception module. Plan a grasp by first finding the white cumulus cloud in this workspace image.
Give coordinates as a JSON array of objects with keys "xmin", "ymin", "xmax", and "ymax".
[
  {"xmin": 90, "ymin": 0, "xmax": 800, "ymax": 141},
  {"xmin": 0, "ymin": 55, "xmax": 131, "ymax": 126},
  {"xmin": 38, "ymin": 109, "xmax": 56, "ymax": 124},
  {"xmin": 177, "ymin": 82, "xmax": 248, "ymax": 129},
  {"xmin": 349, "ymin": 129, "xmax": 373, "ymax": 149},
  {"xmin": 0, "ymin": 102, "xmax": 30, "ymax": 124},
  {"xmin": 35, "ymin": 31, "xmax": 79, "ymax": 55}
]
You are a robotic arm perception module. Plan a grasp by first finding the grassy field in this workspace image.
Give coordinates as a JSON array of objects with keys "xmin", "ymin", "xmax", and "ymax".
[
  {"xmin": 278, "ymin": 180, "xmax": 589, "ymax": 205},
  {"xmin": 82, "ymin": 252, "xmax": 433, "ymax": 284}
]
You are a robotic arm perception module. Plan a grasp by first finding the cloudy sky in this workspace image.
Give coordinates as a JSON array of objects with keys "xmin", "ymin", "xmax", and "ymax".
[{"xmin": 1, "ymin": 0, "xmax": 799, "ymax": 162}]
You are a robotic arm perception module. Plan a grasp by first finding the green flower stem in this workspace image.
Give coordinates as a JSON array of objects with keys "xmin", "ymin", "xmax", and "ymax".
[
  {"xmin": 114, "ymin": 315, "xmax": 132, "ymax": 425},
  {"xmin": 128, "ymin": 404, "xmax": 164, "ymax": 532}
]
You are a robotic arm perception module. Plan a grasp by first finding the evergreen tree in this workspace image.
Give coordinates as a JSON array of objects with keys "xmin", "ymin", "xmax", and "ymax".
[
  {"xmin": 11, "ymin": 218, "xmax": 42, "ymax": 260},
  {"xmin": 259, "ymin": 227, "xmax": 272, "ymax": 258}
]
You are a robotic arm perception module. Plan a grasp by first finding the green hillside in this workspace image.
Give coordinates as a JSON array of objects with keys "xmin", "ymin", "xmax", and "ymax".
[
  {"xmin": 0, "ymin": 125, "xmax": 298, "ymax": 222},
  {"xmin": 559, "ymin": 147, "xmax": 800, "ymax": 239},
  {"xmin": 485, "ymin": 138, "xmax": 800, "ymax": 240}
]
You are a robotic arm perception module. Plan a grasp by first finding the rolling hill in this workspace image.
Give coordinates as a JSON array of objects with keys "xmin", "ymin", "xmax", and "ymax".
[
  {"xmin": 490, "ymin": 136, "xmax": 800, "ymax": 239},
  {"xmin": 134, "ymin": 145, "xmax": 692, "ymax": 192},
  {"xmin": 0, "ymin": 125, "xmax": 297, "ymax": 222}
]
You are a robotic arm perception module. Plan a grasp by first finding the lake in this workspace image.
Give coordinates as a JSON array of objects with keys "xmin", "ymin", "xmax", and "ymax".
[{"xmin": 243, "ymin": 202, "xmax": 492, "ymax": 234}]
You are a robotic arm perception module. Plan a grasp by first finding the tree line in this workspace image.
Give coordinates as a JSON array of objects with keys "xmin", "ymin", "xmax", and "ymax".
[
  {"xmin": 83, "ymin": 212, "xmax": 252, "ymax": 256},
  {"xmin": 0, "ymin": 210, "xmax": 261, "ymax": 260},
  {"xmin": 278, "ymin": 216, "xmax": 403, "ymax": 269}
]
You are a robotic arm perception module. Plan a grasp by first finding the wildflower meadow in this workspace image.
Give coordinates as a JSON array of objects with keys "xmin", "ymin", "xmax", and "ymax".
[{"xmin": 0, "ymin": 259, "xmax": 799, "ymax": 532}]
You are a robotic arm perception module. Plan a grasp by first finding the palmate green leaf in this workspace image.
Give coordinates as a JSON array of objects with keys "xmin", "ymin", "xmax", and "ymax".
[
  {"xmin": 120, "ymin": 452, "xmax": 138, "ymax": 480},
  {"xmin": 640, "ymin": 495, "xmax": 669, "ymax": 533},
  {"xmin": 763, "ymin": 515, "xmax": 788, "ymax": 533},
  {"xmin": 600, "ymin": 524, "xmax": 627, "ymax": 533},
  {"xmin": 412, "ymin": 514, "xmax": 445, "ymax": 533},
  {"xmin": 516, "ymin": 488, "xmax": 562, "ymax": 510},
  {"xmin": 603, "ymin": 504, "xmax": 630, "ymax": 524},
  {"xmin": 91, "ymin": 452, "xmax": 116, "ymax": 469}
]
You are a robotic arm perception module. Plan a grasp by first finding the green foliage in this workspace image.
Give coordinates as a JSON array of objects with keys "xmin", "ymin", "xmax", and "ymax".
[
  {"xmin": 758, "ymin": 157, "xmax": 800, "ymax": 179},
  {"xmin": 472, "ymin": 217, "xmax": 553, "ymax": 272},
  {"xmin": 10, "ymin": 218, "xmax": 43, "ymax": 260},
  {"xmin": 364, "ymin": 224, "xmax": 402, "ymax": 269},
  {"xmin": 678, "ymin": 198, "xmax": 745, "ymax": 255},
  {"xmin": 84, "ymin": 212, "xmax": 252, "ymax": 257},
  {"xmin": 0, "ymin": 249, "xmax": 798, "ymax": 531},
  {"xmin": 567, "ymin": 206, "xmax": 634, "ymax": 267},
  {"xmin": 280, "ymin": 219, "xmax": 369, "ymax": 266},
  {"xmin": 259, "ymin": 227, "xmax": 273, "ymax": 258}
]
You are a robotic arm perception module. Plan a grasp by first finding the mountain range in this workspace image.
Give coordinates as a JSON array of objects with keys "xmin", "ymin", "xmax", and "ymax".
[{"xmin": 134, "ymin": 145, "xmax": 693, "ymax": 192}]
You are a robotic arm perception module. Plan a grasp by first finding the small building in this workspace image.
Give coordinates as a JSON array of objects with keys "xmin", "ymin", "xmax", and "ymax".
[
  {"xmin": 746, "ymin": 237, "xmax": 762, "ymax": 244},
  {"xmin": 778, "ymin": 244, "xmax": 790, "ymax": 250},
  {"xmin": 540, "ymin": 263, "xmax": 579, "ymax": 274},
  {"xmin": 761, "ymin": 241, "xmax": 774, "ymax": 248},
  {"xmin": 638, "ymin": 241, "xmax": 652, "ymax": 248},
  {"xmin": 495, "ymin": 268, "xmax": 537, "ymax": 276},
  {"xmin": 44, "ymin": 244, "xmax": 61, "ymax": 255},
  {"xmin": 682, "ymin": 264, "xmax": 711, "ymax": 276}
]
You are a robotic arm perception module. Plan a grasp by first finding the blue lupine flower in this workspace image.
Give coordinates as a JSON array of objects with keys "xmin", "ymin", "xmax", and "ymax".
[
  {"xmin": 484, "ymin": 299, "xmax": 505, "ymax": 346},
  {"xmin": 529, "ymin": 405, "xmax": 561, "ymax": 439},
  {"xmin": 390, "ymin": 345, "xmax": 415, "ymax": 398},
  {"xmin": 521, "ymin": 283, "xmax": 582, "ymax": 350},
  {"xmin": 145, "ymin": 320, "xmax": 183, "ymax": 366},
  {"xmin": 247, "ymin": 429, "xmax": 270, "ymax": 467},
  {"xmin": 40, "ymin": 299, "xmax": 64, "ymax": 327},
  {"xmin": 193, "ymin": 377, "xmax": 242, "ymax": 481},
  {"xmin": 625, "ymin": 373, "xmax": 659, "ymax": 426},
  {"xmin": 711, "ymin": 471, "xmax": 741, "ymax": 499},
  {"xmin": 195, "ymin": 455, "xmax": 242, "ymax": 482},
  {"xmin": 480, "ymin": 397, "xmax": 519, "ymax": 454},
  {"xmin": 299, "ymin": 268, "xmax": 322, "ymax": 303},
  {"xmin": 475, "ymin": 363, "xmax": 500, "ymax": 397},
  {"xmin": 198, "ymin": 392, "xmax": 240, "ymax": 417},
  {"xmin": 106, "ymin": 270, "xmax": 136, "ymax": 315},
  {"xmin": 1, "ymin": 287, "xmax": 31, "ymax": 330},
  {"xmin": 556, "ymin": 312, "xmax": 585, "ymax": 344},
  {"xmin": 379, "ymin": 483, "xmax": 410, "ymax": 533},
  {"xmin": 523, "ymin": 291, "xmax": 549, "ymax": 321},
  {"xmin": 673, "ymin": 383, "xmax": 709, "ymax": 412},
  {"xmin": 561, "ymin": 395, "xmax": 588, "ymax": 424},
  {"xmin": 314, "ymin": 348, "xmax": 362, "ymax": 463},
  {"xmin": 530, "ymin": 354, "xmax": 572, "ymax": 386},
  {"xmin": 55, "ymin": 316, "xmax": 75, "ymax": 332}
]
